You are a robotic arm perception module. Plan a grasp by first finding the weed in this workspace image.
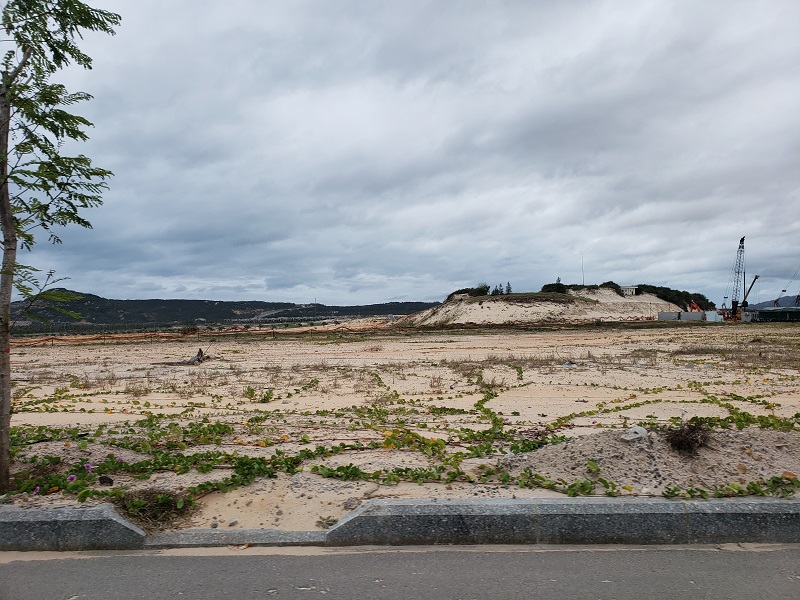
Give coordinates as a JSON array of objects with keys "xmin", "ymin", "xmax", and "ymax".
[
  {"xmin": 665, "ymin": 419, "xmax": 711, "ymax": 455},
  {"xmin": 124, "ymin": 381, "xmax": 151, "ymax": 398},
  {"xmin": 113, "ymin": 488, "xmax": 196, "ymax": 530}
]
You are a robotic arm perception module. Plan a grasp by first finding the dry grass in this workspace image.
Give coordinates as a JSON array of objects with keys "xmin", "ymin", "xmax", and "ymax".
[{"xmin": 666, "ymin": 421, "xmax": 711, "ymax": 456}]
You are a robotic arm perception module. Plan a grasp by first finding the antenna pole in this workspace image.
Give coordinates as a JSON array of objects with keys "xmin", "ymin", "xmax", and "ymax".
[{"xmin": 581, "ymin": 253, "xmax": 585, "ymax": 286}]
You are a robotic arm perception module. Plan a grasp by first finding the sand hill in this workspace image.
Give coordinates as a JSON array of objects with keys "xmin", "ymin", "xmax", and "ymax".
[{"xmin": 399, "ymin": 288, "xmax": 683, "ymax": 327}]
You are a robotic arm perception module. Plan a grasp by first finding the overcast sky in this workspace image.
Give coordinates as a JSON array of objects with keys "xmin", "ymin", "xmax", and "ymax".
[{"xmin": 17, "ymin": 0, "xmax": 800, "ymax": 306}]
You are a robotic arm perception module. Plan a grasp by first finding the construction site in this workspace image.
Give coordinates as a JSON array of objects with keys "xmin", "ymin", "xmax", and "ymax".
[
  {"xmin": 658, "ymin": 236, "xmax": 798, "ymax": 323},
  {"xmin": 719, "ymin": 236, "xmax": 800, "ymax": 323}
]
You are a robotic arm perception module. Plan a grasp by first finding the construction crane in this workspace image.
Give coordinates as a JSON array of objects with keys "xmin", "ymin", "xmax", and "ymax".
[
  {"xmin": 775, "ymin": 264, "xmax": 800, "ymax": 307},
  {"xmin": 724, "ymin": 236, "xmax": 746, "ymax": 319},
  {"xmin": 723, "ymin": 236, "xmax": 759, "ymax": 321}
]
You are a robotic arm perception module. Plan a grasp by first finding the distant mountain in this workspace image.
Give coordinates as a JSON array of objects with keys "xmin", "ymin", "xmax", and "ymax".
[
  {"xmin": 748, "ymin": 295, "xmax": 800, "ymax": 310},
  {"xmin": 11, "ymin": 290, "xmax": 439, "ymax": 325}
]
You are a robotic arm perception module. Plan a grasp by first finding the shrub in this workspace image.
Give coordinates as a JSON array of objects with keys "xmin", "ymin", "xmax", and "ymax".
[
  {"xmin": 446, "ymin": 283, "xmax": 490, "ymax": 301},
  {"xmin": 541, "ymin": 282, "xmax": 568, "ymax": 294}
]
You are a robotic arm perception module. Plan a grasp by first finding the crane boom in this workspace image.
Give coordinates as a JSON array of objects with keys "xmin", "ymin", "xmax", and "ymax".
[{"xmin": 741, "ymin": 274, "xmax": 759, "ymax": 309}]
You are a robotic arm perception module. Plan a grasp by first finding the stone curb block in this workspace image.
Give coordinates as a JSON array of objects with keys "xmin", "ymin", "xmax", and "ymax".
[
  {"xmin": 0, "ymin": 503, "xmax": 145, "ymax": 551},
  {"xmin": 325, "ymin": 498, "xmax": 800, "ymax": 546}
]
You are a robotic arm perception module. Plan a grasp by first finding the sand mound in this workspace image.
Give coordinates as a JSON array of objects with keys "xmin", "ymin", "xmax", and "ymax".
[{"xmin": 401, "ymin": 288, "xmax": 682, "ymax": 326}]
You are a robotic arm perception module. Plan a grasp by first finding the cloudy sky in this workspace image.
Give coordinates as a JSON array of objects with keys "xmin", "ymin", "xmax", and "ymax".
[{"xmin": 17, "ymin": 0, "xmax": 800, "ymax": 306}]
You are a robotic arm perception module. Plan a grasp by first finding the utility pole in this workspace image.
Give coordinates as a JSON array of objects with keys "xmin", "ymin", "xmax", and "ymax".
[{"xmin": 581, "ymin": 253, "xmax": 585, "ymax": 286}]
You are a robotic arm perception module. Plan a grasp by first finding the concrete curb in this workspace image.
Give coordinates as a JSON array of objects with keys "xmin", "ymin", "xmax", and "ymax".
[
  {"xmin": 0, "ymin": 503, "xmax": 146, "ymax": 551},
  {"xmin": 326, "ymin": 498, "xmax": 800, "ymax": 546},
  {"xmin": 2, "ymin": 498, "xmax": 799, "ymax": 551}
]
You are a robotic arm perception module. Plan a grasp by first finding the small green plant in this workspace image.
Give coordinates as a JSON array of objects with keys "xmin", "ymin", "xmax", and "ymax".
[{"xmin": 566, "ymin": 479, "xmax": 595, "ymax": 496}]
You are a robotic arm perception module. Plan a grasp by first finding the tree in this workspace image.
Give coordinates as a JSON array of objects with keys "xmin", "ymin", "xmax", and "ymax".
[
  {"xmin": 0, "ymin": 1, "xmax": 119, "ymax": 492},
  {"xmin": 505, "ymin": 282, "xmax": 511, "ymax": 295}
]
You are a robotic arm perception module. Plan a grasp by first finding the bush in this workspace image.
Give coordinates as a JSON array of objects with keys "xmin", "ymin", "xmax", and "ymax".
[
  {"xmin": 446, "ymin": 283, "xmax": 490, "ymax": 301},
  {"xmin": 541, "ymin": 282, "xmax": 568, "ymax": 294}
]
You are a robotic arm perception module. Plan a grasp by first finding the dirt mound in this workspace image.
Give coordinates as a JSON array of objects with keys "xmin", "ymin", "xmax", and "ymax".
[{"xmin": 501, "ymin": 428, "xmax": 800, "ymax": 496}]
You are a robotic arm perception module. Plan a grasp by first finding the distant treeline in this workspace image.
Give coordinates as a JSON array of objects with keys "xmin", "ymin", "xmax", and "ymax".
[
  {"xmin": 11, "ymin": 289, "xmax": 439, "ymax": 326},
  {"xmin": 633, "ymin": 284, "xmax": 715, "ymax": 311}
]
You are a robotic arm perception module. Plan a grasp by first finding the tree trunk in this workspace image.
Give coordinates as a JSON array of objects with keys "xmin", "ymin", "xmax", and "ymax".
[{"xmin": 0, "ymin": 91, "xmax": 17, "ymax": 492}]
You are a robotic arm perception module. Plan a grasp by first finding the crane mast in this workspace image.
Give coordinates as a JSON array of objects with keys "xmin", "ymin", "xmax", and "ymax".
[{"xmin": 729, "ymin": 236, "xmax": 746, "ymax": 317}]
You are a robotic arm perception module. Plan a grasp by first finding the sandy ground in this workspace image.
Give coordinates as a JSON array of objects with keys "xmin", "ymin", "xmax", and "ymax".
[{"xmin": 5, "ymin": 298, "xmax": 800, "ymax": 532}]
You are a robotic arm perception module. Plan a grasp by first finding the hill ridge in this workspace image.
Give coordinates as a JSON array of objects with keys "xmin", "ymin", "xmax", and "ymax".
[{"xmin": 11, "ymin": 289, "xmax": 439, "ymax": 325}]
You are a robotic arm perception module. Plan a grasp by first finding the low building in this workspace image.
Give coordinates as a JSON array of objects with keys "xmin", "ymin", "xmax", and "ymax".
[{"xmin": 620, "ymin": 285, "xmax": 638, "ymax": 297}]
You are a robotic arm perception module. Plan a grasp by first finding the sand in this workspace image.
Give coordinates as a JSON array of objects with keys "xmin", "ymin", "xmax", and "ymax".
[{"xmin": 5, "ymin": 294, "xmax": 800, "ymax": 532}]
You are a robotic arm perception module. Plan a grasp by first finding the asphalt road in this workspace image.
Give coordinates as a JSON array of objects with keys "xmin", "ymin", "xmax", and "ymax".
[{"xmin": 1, "ymin": 544, "xmax": 799, "ymax": 600}]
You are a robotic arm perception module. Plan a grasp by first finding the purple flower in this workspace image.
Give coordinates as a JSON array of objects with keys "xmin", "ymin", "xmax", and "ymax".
[
  {"xmin": 32, "ymin": 486, "xmax": 40, "ymax": 495},
  {"xmin": 116, "ymin": 456, "xmax": 127, "ymax": 463},
  {"xmin": 67, "ymin": 475, "xmax": 77, "ymax": 482},
  {"xmin": 84, "ymin": 463, "xmax": 94, "ymax": 470}
]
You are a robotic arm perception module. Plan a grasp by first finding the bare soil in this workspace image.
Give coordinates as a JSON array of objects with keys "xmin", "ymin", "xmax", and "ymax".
[{"xmin": 6, "ymin": 319, "xmax": 800, "ymax": 531}]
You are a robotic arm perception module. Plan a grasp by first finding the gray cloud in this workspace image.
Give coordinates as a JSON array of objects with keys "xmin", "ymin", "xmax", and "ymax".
[{"xmin": 20, "ymin": 0, "xmax": 800, "ymax": 307}]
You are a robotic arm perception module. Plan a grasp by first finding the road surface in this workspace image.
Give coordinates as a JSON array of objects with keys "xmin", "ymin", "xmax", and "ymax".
[{"xmin": 1, "ymin": 544, "xmax": 798, "ymax": 600}]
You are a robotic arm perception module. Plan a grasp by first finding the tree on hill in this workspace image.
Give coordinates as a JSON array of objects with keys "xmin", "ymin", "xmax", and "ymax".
[{"xmin": 0, "ymin": 0, "xmax": 120, "ymax": 491}]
